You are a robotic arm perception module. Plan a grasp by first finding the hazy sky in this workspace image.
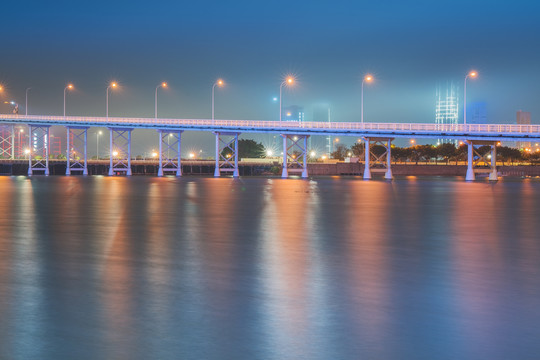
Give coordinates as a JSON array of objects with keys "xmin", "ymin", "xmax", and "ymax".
[{"xmin": 1, "ymin": 0, "xmax": 539, "ymax": 152}]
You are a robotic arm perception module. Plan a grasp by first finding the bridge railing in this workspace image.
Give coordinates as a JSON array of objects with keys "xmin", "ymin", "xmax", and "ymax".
[{"xmin": 1, "ymin": 114, "xmax": 540, "ymax": 135}]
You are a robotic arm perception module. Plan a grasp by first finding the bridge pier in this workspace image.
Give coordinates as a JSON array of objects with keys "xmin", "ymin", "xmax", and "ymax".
[
  {"xmin": 108, "ymin": 128, "xmax": 133, "ymax": 176},
  {"xmin": 27, "ymin": 124, "xmax": 51, "ymax": 176},
  {"xmin": 363, "ymin": 137, "xmax": 393, "ymax": 180},
  {"xmin": 465, "ymin": 140, "xmax": 498, "ymax": 181},
  {"xmin": 66, "ymin": 126, "xmax": 89, "ymax": 175},
  {"xmin": 214, "ymin": 132, "xmax": 240, "ymax": 177},
  {"xmin": 0, "ymin": 125, "xmax": 15, "ymax": 159},
  {"xmin": 157, "ymin": 130, "xmax": 183, "ymax": 177},
  {"xmin": 281, "ymin": 134, "xmax": 309, "ymax": 178}
]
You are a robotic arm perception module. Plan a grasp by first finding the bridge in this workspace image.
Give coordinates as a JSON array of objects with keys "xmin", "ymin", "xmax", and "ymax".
[{"xmin": 2, "ymin": 114, "xmax": 540, "ymax": 181}]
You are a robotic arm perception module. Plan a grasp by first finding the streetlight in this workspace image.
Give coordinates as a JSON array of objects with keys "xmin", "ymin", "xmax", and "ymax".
[
  {"xmin": 25, "ymin": 88, "xmax": 31, "ymax": 116},
  {"xmin": 96, "ymin": 130, "xmax": 102, "ymax": 159},
  {"xmin": 64, "ymin": 84, "xmax": 74, "ymax": 117},
  {"xmin": 279, "ymin": 76, "xmax": 295, "ymax": 122},
  {"xmin": 361, "ymin": 74, "xmax": 374, "ymax": 124},
  {"xmin": 464, "ymin": 70, "xmax": 478, "ymax": 126},
  {"xmin": 106, "ymin": 82, "xmax": 118, "ymax": 119},
  {"xmin": 212, "ymin": 79, "xmax": 224, "ymax": 124},
  {"xmin": 155, "ymin": 82, "xmax": 168, "ymax": 120},
  {"xmin": 5, "ymin": 101, "xmax": 19, "ymax": 114}
]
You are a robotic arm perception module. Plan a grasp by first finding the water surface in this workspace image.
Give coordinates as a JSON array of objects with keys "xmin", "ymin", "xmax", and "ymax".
[{"xmin": 0, "ymin": 176, "xmax": 539, "ymax": 359}]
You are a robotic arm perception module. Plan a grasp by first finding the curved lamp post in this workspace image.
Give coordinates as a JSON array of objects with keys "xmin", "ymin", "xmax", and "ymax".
[
  {"xmin": 464, "ymin": 70, "xmax": 478, "ymax": 126},
  {"xmin": 155, "ymin": 82, "xmax": 168, "ymax": 120},
  {"xmin": 212, "ymin": 79, "xmax": 224, "ymax": 124},
  {"xmin": 64, "ymin": 84, "xmax": 74, "ymax": 117},
  {"xmin": 279, "ymin": 76, "xmax": 294, "ymax": 122},
  {"xmin": 361, "ymin": 74, "xmax": 373, "ymax": 125}
]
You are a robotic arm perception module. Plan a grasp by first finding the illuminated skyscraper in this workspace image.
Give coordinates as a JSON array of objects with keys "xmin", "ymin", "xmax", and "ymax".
[{"xmin": 435, "ymin": 83, "xmax": 459, "ymax": 145}]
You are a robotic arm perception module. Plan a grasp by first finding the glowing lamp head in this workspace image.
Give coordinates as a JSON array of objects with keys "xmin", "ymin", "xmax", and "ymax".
[
  {"xmin": 24, "ymin": 149, "xmax": 31, "ymax": 154},
  {"xmin": 310, "ymin": 151, "xmax": 316, "ymax": 157},
  {"xmin": 189, "ymin": 152, "xmax": 195, "ymax": 158},
  {"xmin": 111, "ymin": 82, "xmax": 117, "ymax": 88},
  {"xmin": 469, "ymin": 71, "xmax": 478, "ymax": 78},
  {"xmin": 152, "ymin": 152, "xmax": 158, "ymax": 157},
  {"xmin": 67, "ymin": 84, "xmax": 74, "ymax": 90},
  {"xmin": 285, "ymin": 76, "xmax": 294, "ymax": 85},
  {"xmin": 266, "ymin": 149, "xmax": 273, "ymax": 156},
  {"xmin": 216, "ymin": 79, "xmax": 224, "ymax": 86},
  {"xmin": 162, "ymin": 82, "xmax": 168, "ymax": 88},
  {"xmin": 112, "ymin": 151, "xmax": 118, "ymax": 157},
  {"xmin": 0, "ymin": 85, "xmax": 3, "ymax": 91},
  {"xmin": 364, "ymin": 74, "xmax": 373, "ymax": 82}
]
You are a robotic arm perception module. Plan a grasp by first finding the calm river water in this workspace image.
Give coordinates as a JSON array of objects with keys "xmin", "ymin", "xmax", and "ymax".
[{"xmin": 1, "ymin": 176, "xmax": 540, "ymax": 359}]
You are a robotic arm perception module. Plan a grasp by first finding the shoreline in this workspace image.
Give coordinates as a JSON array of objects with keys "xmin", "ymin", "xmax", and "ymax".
[{"xmin": 1, "ymin": 160, "xmax": 540, "ymax": 177}]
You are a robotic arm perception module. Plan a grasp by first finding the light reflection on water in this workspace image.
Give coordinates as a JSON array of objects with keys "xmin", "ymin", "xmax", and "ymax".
[{"xmin": 1, "ymin": 176, "xmax": 540, "ymax": 359}]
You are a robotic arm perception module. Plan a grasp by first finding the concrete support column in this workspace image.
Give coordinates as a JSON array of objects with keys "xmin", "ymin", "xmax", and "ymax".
[
  {"xmin": 302, "ymin": 135, "xmax": 308, "ymax": 178},
  {"xmin": 489, "ymin": 144, "xmax": 498, "ymax": 181},
  {"xmin": 27, "ymin": 125, "xmax": 32, "ymax": 176},
  {"xmin": 83, "ymin": 129, "xmax": 88, "ymax": 175},
  {"xmin": 214, "ymin": 132, "xmax": 220, "ymax": 177},
  {"xmin": 363, "ymin": 138, "xmax": 371, "ymax": 180},
  {"xmin": 158, "ymin": 131, "xmax": 164, "ymax": 177},
  {"xmin": 233, "ymin": 134, "xmax": 239, "ymax": 177},
  {"xmin": 127, "ymin": 130, "xmax": 132, "ymax": 176},
  {"xmin": 281, "ymin": 135, "xmax": 288, "ymax": 178},
  {"xmin": 108, "ymin": 129, "xmax": 114, "ymax": 176},
  {"xmin": 65, "ymin": 127, "xmax": 71, "ymax": 175},
  {"xmin": 44, "ymin": 127, "xmax": 50, "ymax": 176},
  {"xmin": 385, "ymin": 138, "xmax": 393, "ymax": 180},
  {"xmin": 466, "ymin": 140, "xmax": 475, "ymax": 181}
]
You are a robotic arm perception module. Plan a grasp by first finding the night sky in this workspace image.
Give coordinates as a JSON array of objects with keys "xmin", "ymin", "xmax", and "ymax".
[{"xmin": 1, "ymin": 0, "xmax": 539, "ymax": 152}]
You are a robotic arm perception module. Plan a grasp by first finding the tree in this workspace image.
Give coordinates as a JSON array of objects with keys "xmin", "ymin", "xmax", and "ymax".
[
  {"xmin": 220, "ymin": 139, "xmax": 265, "ymax": 159},
  {"xmin": 497, "ymin": 146, "xmax": 522, "ymax": 165},
  {"xmin": 455, "ymin": 144, "xmax": 468, "ymax": 164},
  {"xmin": 350, "ymin": 143, "xmax": 364, "ymax": 157},
  {"xmin": 436, "ymin": 143, "xmax": 456, "ymax": 164},
  {"xmin": 331, "ymin": 144, "xmax": 349, "ymax": 160},
  {"xmin": 391, "ymin": 146, "xmax": 411, "ymax": 163}
]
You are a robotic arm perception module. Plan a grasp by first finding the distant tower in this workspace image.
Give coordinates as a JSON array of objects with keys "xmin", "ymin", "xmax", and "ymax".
[
  {"xmin": 468, "ymin": 102, "xmax": 487, "ymax": 125},
  {"xmin": 516, "ymin": 110, "xmax": 531, "ymax": 149},
  {"xmin": 435, "ymin": 83, "xmax": 459, "ymax": 145}
]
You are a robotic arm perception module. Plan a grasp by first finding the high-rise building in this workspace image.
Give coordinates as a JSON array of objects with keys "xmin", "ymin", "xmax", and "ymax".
[
  {"xmin": 435, "ymin": 83, "xmax": 459, "ymax": 145},
  {"xmin": 516, "ymin": 110, "xmax": 531, "ymax": 149},
  {"xmin": 517, "ymin": 110, "xmax": 531, "ymax": 125},
  {"xmin": 468, "ymin": 102, "xmax": 487, "ymax": 125}
]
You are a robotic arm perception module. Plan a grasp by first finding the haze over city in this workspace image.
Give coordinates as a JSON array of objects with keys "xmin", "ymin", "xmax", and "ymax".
[{"xmin": 1, "ymin": 0, "xmax": 539, "ymax": 154}]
